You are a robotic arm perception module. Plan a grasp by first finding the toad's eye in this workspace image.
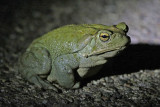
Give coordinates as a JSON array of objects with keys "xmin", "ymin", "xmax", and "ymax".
[{"xmin": 99, "ymin": 33, "xmax": 110, "ymax": 42}]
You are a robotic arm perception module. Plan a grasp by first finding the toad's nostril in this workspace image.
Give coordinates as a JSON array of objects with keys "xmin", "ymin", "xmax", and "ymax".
[
  {"xmin": 124, "ymin": 25, "xmax": 129, "ymax": 33},
  {"xmin": 116, "ymin": 22, "xmax": 129, "ymax": 33}
]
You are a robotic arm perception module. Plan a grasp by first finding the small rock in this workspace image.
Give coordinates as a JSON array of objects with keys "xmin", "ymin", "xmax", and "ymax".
[
  {"xmin": 92, "ymin": 80, "xmax": 98, "ymax": 85},
  {"xmin": 42, "ymin": 100, "xmax": 48, "ymax": 104}
]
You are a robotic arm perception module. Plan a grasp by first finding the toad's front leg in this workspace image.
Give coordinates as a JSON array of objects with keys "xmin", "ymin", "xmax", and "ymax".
[{"xmin": 48, "ymin": 54, "xmax": 80, "ymax": 89}]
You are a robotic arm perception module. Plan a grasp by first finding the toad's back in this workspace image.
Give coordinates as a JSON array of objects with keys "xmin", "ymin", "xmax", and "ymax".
[{"xmin": 27, "ymin": 24, "xmax": 104, "ymax": 60}]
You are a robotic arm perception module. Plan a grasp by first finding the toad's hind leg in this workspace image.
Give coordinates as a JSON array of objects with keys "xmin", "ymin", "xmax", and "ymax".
[{"xmin": 18, "ymin": 47, "xmax": 57, "ymax": 91}]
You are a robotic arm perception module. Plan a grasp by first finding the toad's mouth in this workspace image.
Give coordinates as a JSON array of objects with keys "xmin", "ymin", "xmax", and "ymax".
[{"xmin": 83, "ymin": 46, "xmax": 126, "ymax": 57}]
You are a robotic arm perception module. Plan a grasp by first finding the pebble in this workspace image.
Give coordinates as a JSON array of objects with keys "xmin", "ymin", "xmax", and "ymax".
[
  {"xmin": 92, "ymin": 80, "xmax": 98, "ymax": 85},
  {"xmin": 42, "ymin": 100, "xmax": 48, "ymax": 104}
]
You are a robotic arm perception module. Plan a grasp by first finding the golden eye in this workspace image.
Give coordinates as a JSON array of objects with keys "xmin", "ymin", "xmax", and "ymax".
[{"xmin": 99, "ymin": 33, "xmax": 110, "ymax": 42}]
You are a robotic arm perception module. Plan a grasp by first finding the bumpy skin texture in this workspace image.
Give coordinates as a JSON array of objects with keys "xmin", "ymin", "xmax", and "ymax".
[{"xmin": 18, "ymin": 22, "xmax": 130, "ymax": 91}]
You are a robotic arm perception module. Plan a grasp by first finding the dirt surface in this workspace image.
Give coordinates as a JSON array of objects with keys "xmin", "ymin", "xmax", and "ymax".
[{"xmin": 1, "ymin": 0, "xmax": 160, "ymax": 106}]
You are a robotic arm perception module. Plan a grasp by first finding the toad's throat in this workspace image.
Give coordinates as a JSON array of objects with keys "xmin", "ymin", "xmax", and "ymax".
[{"xmin": 83, "ymin": 46, "xmax": 126, "ymax": 57}]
